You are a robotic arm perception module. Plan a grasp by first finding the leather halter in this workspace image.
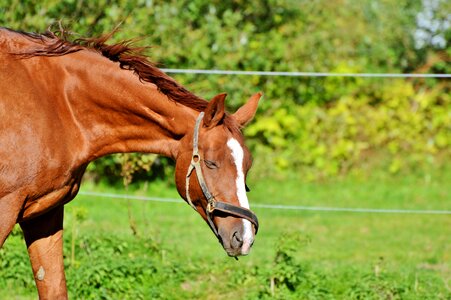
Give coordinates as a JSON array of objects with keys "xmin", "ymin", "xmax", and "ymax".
[{"xmin": 185, "ymin": 112, "xmax": 259, "ymax": 239}]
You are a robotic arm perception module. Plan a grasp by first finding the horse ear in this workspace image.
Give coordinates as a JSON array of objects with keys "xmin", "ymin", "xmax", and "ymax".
[
  {"xmin": 233, "ymin": 92, "xmax": 262, "ymax": 126},
  {"xmin": 203, "ymin": 93, "xmax": 226, "ymax": 128}
]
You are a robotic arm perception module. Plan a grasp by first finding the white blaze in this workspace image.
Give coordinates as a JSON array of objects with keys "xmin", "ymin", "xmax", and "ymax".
[{"xmin": 227, "ymin": 138, "xmax": 254, "ymax": 253}]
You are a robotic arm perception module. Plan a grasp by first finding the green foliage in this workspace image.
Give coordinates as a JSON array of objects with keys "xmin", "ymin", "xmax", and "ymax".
[
  {"xmin": 0, "ymin": 0, "xmax": 448, "ymax": 182},
  {"xmin": 248, "ymin": 79, "xmax": 450, "ymax": 180},
  {"xmin": 1, "ymin": 166, "xmax": 450, "ymax": 299},
  {"xmin": 2, "ymin": 228, "xmax": 448, "ymax": 299},
  {"xmin": 66, "ymin": 236, "xmax": 163, "ymax": 299},
  {"xmin": 86, "ymin": 155, "xmax": 174, "ymax": 187},
  {"xmin": 0, "ymin": 230, "xmax": 35, "ymax": 292},
  {"xmin": 271, "ymin": 232, "xmax": 307, "ymax": 291},
  {"xmin": 0, "ymin": 226, "xmax": 186, "ymax": 299},
  {"xmin": 259, "ymin": 232, "xmax": 308, "ymax": 299}
]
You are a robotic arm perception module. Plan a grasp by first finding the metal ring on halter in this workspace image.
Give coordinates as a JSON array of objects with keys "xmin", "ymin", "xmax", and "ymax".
[{"xmin": 185, "ymin": 112, "xmax": 259, "ymax": 238}]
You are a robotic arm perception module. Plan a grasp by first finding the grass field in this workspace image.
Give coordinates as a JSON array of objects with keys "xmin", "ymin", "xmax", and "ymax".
[{"xmin": 0, "ymin": 165, "xmax": 449, "ymax": 299}]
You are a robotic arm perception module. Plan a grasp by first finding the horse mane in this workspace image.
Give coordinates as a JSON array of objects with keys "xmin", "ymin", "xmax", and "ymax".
[
  {"xmin": 9, "ymin": 27, "xmax": 243, "ymax": 135},
  {"xmin": 10, "ymin": 27, "xmax": 208, "ymax": 112}
]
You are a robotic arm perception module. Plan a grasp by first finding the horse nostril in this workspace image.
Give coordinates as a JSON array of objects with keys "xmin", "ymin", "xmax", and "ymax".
[{"xmin": 231, "ymin": 231, "xmax": 243, "ymax": 249}]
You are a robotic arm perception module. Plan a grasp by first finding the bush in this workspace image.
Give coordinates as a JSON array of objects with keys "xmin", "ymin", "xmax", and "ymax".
[
  {"xmin": 247, "ymin": 79, "xmax": 449, "ymax": 180},
  {"xmin": 1, "ymin": 0, "xmax": 448, "ymax": 183}
]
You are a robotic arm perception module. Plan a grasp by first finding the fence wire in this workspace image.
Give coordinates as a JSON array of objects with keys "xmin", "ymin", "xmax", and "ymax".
[
  {"xmin": 161, "ymin": 68, "xmax": 451, "ymax": 78},
  {"xmin": 78, "ymin": 191, "xmax": 451, "ymax": 215}
]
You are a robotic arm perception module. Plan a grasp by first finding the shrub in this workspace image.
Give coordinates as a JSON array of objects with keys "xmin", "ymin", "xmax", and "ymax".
[{"xmin": 247, "ymin": 79, "xmax": 449, "ymax": 180}]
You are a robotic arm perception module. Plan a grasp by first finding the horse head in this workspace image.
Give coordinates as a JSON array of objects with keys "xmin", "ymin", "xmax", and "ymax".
[{"xmin": 175, "ymin": 92, "xmax": 262, "ymax": 257}]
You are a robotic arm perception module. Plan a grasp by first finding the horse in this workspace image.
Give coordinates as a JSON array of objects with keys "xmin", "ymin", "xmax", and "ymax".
[{"xmin": 0, "ymin": 27, "xmax": 261, "ymax": 299}]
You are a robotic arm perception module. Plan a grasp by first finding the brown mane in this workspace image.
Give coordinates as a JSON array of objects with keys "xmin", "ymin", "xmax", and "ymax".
[
  {"xmin": 10, "ymin": 27, "xmax": 208, "ymax": 112},
  {"xmin": 8, "ymin": 27, "xmax": 243, "ymax": 136}
]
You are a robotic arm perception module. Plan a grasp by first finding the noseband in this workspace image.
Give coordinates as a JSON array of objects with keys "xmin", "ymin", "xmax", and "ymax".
[{"xmin": 185, "ymin": 112, "xmax": 259, "ymax": 239}]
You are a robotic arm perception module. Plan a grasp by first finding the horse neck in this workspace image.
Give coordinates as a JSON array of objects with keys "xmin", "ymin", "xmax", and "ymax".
[{"xmin": 64, "ymin": 51, "xmax": 198, "ymax": 162}]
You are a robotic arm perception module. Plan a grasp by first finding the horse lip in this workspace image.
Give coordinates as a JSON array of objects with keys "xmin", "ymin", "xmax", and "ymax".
[
  {"xmin": 223, "ymin": 246, "xmax": 251, "ymax": 257},
  {"xmin": 223, "ymin": 247, "xmax": 241, "ymax": 257}
]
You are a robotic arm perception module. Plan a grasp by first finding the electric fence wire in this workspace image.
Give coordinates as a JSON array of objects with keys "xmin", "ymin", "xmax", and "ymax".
[
  {"xmin": 161, "ymin": 68, "xmax": 451, "ymax": 78},
  {"xmin": 79, "ymin": 191, "xmax": 451, "ymax": 215}
]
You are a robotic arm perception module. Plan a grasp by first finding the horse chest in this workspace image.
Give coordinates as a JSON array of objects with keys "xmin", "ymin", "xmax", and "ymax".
[{"xmin": 18, "ymin": 165, "xmax": 86, "ymax": 222}]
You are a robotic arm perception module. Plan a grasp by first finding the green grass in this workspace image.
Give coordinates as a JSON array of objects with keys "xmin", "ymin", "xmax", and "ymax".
[{"xmin": 0, "ymin": 165, "xmax": 449, "ymax": 299}]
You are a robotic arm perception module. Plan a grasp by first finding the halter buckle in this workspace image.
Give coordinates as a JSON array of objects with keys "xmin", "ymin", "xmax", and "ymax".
[{"xmin": 207, "ymin": 200, "xmax": 215, "ymax": 213}]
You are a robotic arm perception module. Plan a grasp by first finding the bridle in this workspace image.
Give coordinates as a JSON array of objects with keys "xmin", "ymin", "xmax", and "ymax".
[{"xmin": 185, "ymin": 112, "xmax": 259, "ymax": 240}]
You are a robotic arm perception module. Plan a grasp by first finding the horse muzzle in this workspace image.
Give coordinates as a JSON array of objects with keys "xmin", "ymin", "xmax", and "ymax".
[{"xmin": 217, "ymin": 217, "xmax": 256, "ymax": 257}]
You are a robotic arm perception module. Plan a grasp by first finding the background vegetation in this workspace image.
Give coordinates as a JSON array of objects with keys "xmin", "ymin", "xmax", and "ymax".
[
  {"xmin": 0, "ymin": 0, "xmax": 449, "ymax": 299},
  {"xmin": 1, "ymin": 166, "xmax": 450, "ymax": 299},
  {"xmin": 1, "ymin": 0, "xmax": 449, "ymax": 182}
]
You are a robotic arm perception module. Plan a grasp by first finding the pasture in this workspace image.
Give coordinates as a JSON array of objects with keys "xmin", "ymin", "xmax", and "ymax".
[
  {"xmin": 1, "ymin": 165, "xmax": 449, "ymax": 299},
  {"xmin": 1, "ymin": 1, "xmax": 450, "ymax": 299}
]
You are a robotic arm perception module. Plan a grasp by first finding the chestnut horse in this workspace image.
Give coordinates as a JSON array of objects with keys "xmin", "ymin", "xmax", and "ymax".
[{"xmin": 0, "ymin": 27, "xmax": 261, "ymax": 299}]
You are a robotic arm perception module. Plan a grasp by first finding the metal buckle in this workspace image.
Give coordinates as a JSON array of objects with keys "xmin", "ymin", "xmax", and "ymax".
[{"xmin": 207, "ymin": 200, "xmax": 215, "ymax": 213}]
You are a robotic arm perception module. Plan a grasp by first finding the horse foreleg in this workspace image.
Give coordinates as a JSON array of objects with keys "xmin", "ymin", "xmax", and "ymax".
[{"xmin": 20, "ymin": 205, "xmax": 67, "ymax": 300}]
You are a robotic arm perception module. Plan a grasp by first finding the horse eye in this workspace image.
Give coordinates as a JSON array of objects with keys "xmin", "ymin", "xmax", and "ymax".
[
  {"xmin": 204, "ymin": 160, "xmax": 219, "ymax": 169},
  {"xmin": 245, "ymin": 184, "xmax": 251, "ymax": 192}
]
